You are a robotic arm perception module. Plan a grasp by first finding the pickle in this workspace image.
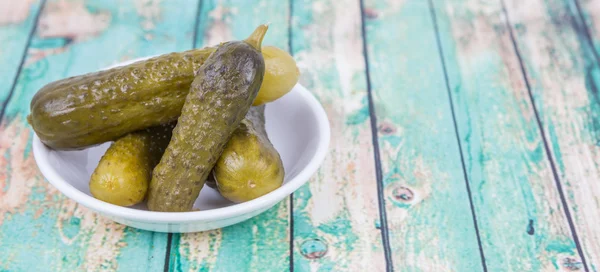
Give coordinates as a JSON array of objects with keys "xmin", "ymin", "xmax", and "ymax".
[
  {"xmin": 147, "ymin": 25, "xmax": 268, "ymax": 212},
  {"xmin": 89, "ymin": 123, "xmax": 174, "ymax": 206},
  {"xmin": 252, "ymin": 46, "xmax": 299, "ymax": 106},
  {"xmin": 29, "ymin": 45, "xmax": 297, "ymax": 150},
  {"xmin": 213, "ymin": 106, "xmax": 284, "ymax": 203},
  {"xmin": 29, "ymin": 48, "xmax": 214, "ymax": 150}
]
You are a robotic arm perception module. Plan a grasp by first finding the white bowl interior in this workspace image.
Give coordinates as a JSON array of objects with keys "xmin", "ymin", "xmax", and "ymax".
[{"xmin": 44, "ymin": 86, "xmax": 322, "ymax": 212}]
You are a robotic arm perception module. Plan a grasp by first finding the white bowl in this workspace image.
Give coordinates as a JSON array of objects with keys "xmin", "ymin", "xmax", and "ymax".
[{"xmin": 32, "ymin": 59, "xmax": 330, "ymax": 233}]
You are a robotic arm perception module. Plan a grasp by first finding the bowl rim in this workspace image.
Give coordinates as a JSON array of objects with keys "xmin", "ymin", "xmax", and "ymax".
[{"xmin": 33, "ymin": 82, "xmax": 330, "ymax": 223}]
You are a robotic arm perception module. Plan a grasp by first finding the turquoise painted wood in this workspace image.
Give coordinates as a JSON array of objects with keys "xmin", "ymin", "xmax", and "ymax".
[
  {"xmin": 290, "ymin": 0, "xmax": 386, "ymax": 270},
  {"xmin": 504, "ymin": 0, "xmax": 600, "ymax": 270},
  {"xmin": 576, "ymin": 0, "xmax": 600, "ymax": 54},
  {"xmin": 168, "ymin": 0, "xmax": 292, "ymax": 271},
  {"xmin": 362, "ymin": 0, "xmax": 483, "ymax": 270},
  {"xmin": 0, "ymin": 0, "xmax": 43, "ymax": 113},
  {"xmin": 1, "ymin": 0, "xmax": 600, "ymax": 271},
  {"xmin": 0, "ymin": 0, "xmax": 199, "ymax": 270},
  {"xmin": 432, "ymin": 0, "xmax": 582, "ymax": 270}
]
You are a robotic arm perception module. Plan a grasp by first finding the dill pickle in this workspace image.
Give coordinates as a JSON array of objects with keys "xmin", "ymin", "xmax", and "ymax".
[
  {"xmin": 89, "ymin": 123, "xmax": 174, "ymax": 206},
  {"xmin": 28, "ymin": 44, "xmax": 297, "ymax": 150},
  {"xmin": 213, "ymin": 105, "xmax": 284, "ymax": 203},
  {"xmin": 252, "ymin": 46, "xmax": 299, "ymax": 106},
  {"xmin": 29, "ymin": 48, "xmax": 215, "ymax": 150},
  {"xmin": 147, "ymin": 25, "xmax": 268, "ymax": 212}
]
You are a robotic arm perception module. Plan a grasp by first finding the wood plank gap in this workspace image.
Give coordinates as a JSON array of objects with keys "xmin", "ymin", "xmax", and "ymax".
[
  {"xmin": 500, "ymin": 0, "xmax": 590, "ymax": 271},
  {"xmin": 572, "ymin": 0, "xmax": 600, "ymax": 64},
  {"xmin": 0, "ymin": 0, "xmax": 47, "ymax": 120},
  {"xmin": 426, "ymin": 1, "xmax": 488, "ymax": 271},
  {"xmin": 163, "ymin": 233, "xmax": 173, "ymax": 272},
  {"xmin": 358, "ymin": 0, "xmax": 393, "ymax": 270},
  {"xmin": 289, "ymin": 195, "xmax": 294, "ymax": 272},
  {"xmin": 192, "ymin": 0, "xmax": 204, "ymax": 49},
  {"xmin": 288, "ymin": 2, "xmax": 294, "ymax": 272}
]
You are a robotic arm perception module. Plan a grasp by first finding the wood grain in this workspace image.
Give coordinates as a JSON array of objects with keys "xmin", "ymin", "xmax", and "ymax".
[
  {"xmin": 289, "ymin": 0, "xmax": 386, "ymax": 270},
  {"xmin": 576, "ymin": 0, "xmax": 600, "ymax": 53},
  {"xmin": 362, "ymin": 0, "xmax": 484, "ymax": 270},
  {"xmin": 505, "ymin": 0, "xmax": 600, "ymax": 270},
  {"xmin": 0, "ymin": 0, "xmax": 200, "ymax": 270},
  {"xmin": 167, "ymin": 0, "xmax": 292, "ymax": 271},
  {"xmin": 432, "ymin": 0, "xmax": 584, "ymax": 270},
  {"xmin": 0, "ymin": 0, "xmax": 42, "ymax": 114},
  {"xmin": 1, "ymin": 0, "xmax": 599, "ymax": 270}
]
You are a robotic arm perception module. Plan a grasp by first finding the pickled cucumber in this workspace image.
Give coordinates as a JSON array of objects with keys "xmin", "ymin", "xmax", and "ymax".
[
  {"xmin": 29, "ymin": 48, "xmax": 214, "ymax": 150},
  {"xmin": 89, "ymin": 123, "xmax": 174, "ymax": 206},
  {"xmin": 147, "ymin": 25, "xmax": 268, "ymax": 212},
  {"xmin": 29, "ymin": 45, "xmax": 297, "ymax": 150},
  {"xmin": 252, "ymin": 46, "xmax": 299, "ymax": 106},
  {"xmin": 213, "ymin": 106, "xmax": 284, "ymax": 203}
]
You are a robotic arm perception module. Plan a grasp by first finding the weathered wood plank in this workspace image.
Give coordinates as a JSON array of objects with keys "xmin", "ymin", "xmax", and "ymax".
[
  {"xmin": 289, "ymin": 0, "xmax": 386, "ymax": 270},
  {"xmin": 362, "ymin": 0, "xmax": 484, "ymax": 270},
  {"xmin": 505, "ymin": 0, "xmax": 600, "ymax": 270},
  {"xmin": 0, "ymin": 0, "xmax": 43, "ymax": 114},
  {"xmin": 0, "ymin": 0, "xmax": 200, "ymax": 270},
  {"xmin": 575, "ymin": 0, "xmax": 600, "ymax": 53},
  {"xmin": 168, "ymin": 0, "xmax": 291, "ymax": 271},
  {"xmin": 432, "ymin": 0, "xmax": 583, "ymax": 270}
]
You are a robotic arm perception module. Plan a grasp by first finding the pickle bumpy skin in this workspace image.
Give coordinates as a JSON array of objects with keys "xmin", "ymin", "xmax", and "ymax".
[
  {"xmin": 29, "ymin": 48, "xmax": 214, "ymax": 150},
  {"xmin": 147, "ymin": 25, "xmax": 268, "ymax": 212},
  {"xmin": 29, "ymin": 43, "xmax": 299, "ymax": 150}
]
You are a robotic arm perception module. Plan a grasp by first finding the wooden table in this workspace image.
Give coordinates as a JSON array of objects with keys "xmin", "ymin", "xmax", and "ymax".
[{"xmin": 1, "ymin": 0, "xmax": 599, "ymax": 271}]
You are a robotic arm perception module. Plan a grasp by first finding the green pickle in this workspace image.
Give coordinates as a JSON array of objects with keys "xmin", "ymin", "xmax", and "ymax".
[
  {"xmin": 147, "ymin": 25, "xmax": 268, "ymax": 212},
  {"xmin": 89, "ymin": 123, "xmax": 174, "ymax": 206},
  {"xmin": 213, "ymin": 105, "xmax": 284, "ymax": 203},
  {"xmin": 29, "ymin": 48, "xmax": 215, "ymax": 150},
  {"xmin": 29, "ymin": 45, "xmax": 298, "ymax": 150},
  {"xmin": 252, "ymin": 46, "xmax": 299, "ymax": 106}
]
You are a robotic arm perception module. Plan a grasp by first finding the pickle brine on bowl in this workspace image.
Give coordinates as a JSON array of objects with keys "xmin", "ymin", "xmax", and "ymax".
[{"xmin": 30, "ymin": 24, "xmax": 330, "ymax": 233}]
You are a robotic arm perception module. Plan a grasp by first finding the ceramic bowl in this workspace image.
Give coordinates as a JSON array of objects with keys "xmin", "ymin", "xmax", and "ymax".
[{"xmin": 32, "ymin": 58, "xmax": 330, "ymax": 233}]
